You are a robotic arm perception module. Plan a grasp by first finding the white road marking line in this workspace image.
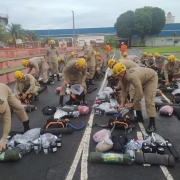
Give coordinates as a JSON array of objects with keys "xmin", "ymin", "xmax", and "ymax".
[
  {"xmin": 138, "ymin": 122, "xmax": 174, "ymax": 180},
  {"xmin": 66, "ymin": 66, "xmax": 108, "ymax": 180},
  {"xmin": 80, "ymin": 68, "xmax": 109, "ymax": 180},
  {"xmin": 131, "ymin": 69, "xmax": 174, "ymax": 180}
]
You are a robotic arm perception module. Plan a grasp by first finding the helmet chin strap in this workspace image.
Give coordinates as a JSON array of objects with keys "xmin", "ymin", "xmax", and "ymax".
[{"xmin": 119, "ymin": 71, "xmax": 126, "ymax": 80}]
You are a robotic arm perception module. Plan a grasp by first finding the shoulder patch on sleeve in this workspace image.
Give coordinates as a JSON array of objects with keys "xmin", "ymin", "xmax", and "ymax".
[
  {"xmin": 0, "ymin": 99, "xmax": 4, "ymax": 105},
  {"xmin": 128, "ymin": 69, "xmax": 135, "ymax": 73}
]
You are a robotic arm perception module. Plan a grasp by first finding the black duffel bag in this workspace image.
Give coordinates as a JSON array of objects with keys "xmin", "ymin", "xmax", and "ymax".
[
  {"xmin": 42, "ymin": 106, "xmax": 56, "ymax": 115},
  {"xmin": 111, "ymin": 134, "xmax": 128, "ymax": 153}
]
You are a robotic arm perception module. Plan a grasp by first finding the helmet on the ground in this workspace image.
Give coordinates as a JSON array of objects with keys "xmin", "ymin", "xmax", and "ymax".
[
  {"xmin": 108, "ymin": 59, "xmax": 116, "ymax": 69},
  {"xmin": 148, "ymin": 53, "xmax": 153, "ymax": 57},
  {"xmin": 76, "ymin": 58, "xmax": 86, "ymax": 69},
  {"xmin": 123, "ymin": 52, "xmax": 127, "ymax": 57},
  {"xmin": 143, "ymin": 52, "xmax": 147, "ymax": 56},
  {"xmin": 49, "ymin": 40, "xmax": 55, "ymax": 45},
  {"xmin": 112, "ymin": 63, "xmax": 126, "ymax": 76},
  {"xmin": 154, "ymin": 52, "xmax": 160, "ymax": 58},
  {"xmin": 15, "ymin": 71, "xmax": 24, "ymax": 80},
  {"xmin": 58, "ymin": 57, "xmax": 61, "ymax": 62},
  {"xmin": 78, "ymin": 105, "xmax": 89, "ymax": 115},
  {"xmin": 168, "ymin": 55, "xmax": 175, "ymax": 63},
  {"xmin": 71, "ymin": 51, "xmax": 75, "ymax": 56},
  {"xmin": 172, "ymin": 89, "xmax": 180, "ymax": 104},
  {"xmin": 22, "ymin": 59, "xmax": 29, "ymax": 67}
]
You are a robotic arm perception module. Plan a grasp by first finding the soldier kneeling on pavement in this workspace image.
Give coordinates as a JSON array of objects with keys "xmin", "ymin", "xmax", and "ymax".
[
  {"xmin": 0, "ymin": 83, "xmax": 30, "ymax": 151},
  {"xmin": 112, "ymin": 63, "xmax": 158, "ymax": 133},
  {"xmin": 59, "ymin": 58, "xmax": 87, "ymax": 107},
  {"xmin": 14, "ymin": 71, "xmax": 40, "ymax": 101},
  {"xmin": 162, "ymin": 55, "xmax": 180, "ymax": 86},
  {"xmin": 22, "ymin": 57, "xmax": 48, "ymax": 88},
  {"xmin": 140, "ymin": 52, "xmax": 148, "ymax": 65}
]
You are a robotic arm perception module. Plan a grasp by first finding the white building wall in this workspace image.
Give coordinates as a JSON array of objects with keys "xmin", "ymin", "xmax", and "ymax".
[
  {"xmin": 131, "ymin": 36, "xmax": 180, "ymax": 46},
  {"xmin": 0, "ymin": 18, "xmax": 6, "ymax": 29}
]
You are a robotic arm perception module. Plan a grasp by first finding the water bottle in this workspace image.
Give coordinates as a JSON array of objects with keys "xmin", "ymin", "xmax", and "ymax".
[
  {"xmin": 43, "ymin": 144, "xmax": 49, "ymax": 154},
  {"xmin": 56, "ymin": 138, "xmax": 62, "ymax": 148},
  {"xmin": 50, "ymin": 141, "xmax": 57, "ymax": 153},
  {"xmin": 33, "ymin": 138, "xmax": 41, "ymax": 154}
]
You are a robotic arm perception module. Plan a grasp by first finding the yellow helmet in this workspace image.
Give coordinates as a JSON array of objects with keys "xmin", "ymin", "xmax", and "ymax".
[
  {"xmin": 22, "ymin": 59, "xmax": 29, "ymax": 67},
  {"xmin": 71, "ymin": 51, "xmax": 75, "ymax": 56},
  {"xmin": 168, "ymin": 55, "xmax": 176, "ymax": 63},
  {"xmin": 96, "ymin": 52, "xmax": 100, "ymax": 56},
  {"xmin": 143, "ymin": 52, "xmax": 147, "ymax": 56},
  {"xmin": 49, "ymin": 40, "xmax": 55, "ymax": 45},
  {"xmin": 94, "ymin": 51, "xmax": 97, "ymax": 56},
  {"xmin": 58, "ymin": 57, "xmax": 62, "ymax": 62},
  {"xmin": 119, "ymin": 57, "xmax": 125, "ymax": 61},
  {"xmin": 14, "ymin": 71, "xmax": 24, "ymax": 80},
  {"xmin": 148, "ymin": 53, "xmax": 153, "ymax": 57},
  {"xmin": 154, "ymin": 52, "xmax": 160, "ymax": 58},
  {"xmin": 113, "ymin": 63, "xmax": 126, "ymax": 76},
  {"xmin": 84, "ymin": 55, "xmax": 87, "ymax": 59},
  {"xmin": 76, "ymin": 58, "xmax": 87, "ymax": 69},
  {"xmin": 123, "ymin": 52, "xmax": 127, "ymax": 57},
  {"xmin": 108, "ymin": 59, "xmax": 116, "ymax": 69}
]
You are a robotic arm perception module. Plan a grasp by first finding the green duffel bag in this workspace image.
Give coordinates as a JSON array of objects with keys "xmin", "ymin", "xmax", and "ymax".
[
  {"xmin": 0, "ymin": 150, "xmax": 21, "ymax": 162},
  {"xmin": 89, "ymin": 152, "xmax": 132, "ymax": 164}
]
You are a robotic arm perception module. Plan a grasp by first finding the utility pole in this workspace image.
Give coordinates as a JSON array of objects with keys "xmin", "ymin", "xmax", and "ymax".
[{"xmin": 71, "ymin": 10, "xmax": 75, "ymax": 46}]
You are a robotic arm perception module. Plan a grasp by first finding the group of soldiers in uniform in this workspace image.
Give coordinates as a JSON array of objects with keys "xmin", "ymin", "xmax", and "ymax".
[
  {"xmin": 0, "ymin": 39, "xmax": 105, "ymax": 151},
  {"xmin": 107, "ymin": 49, "xmax": 180, "ymax": 134},
  {"xmin": 1, "ymin": 38, "xmax": 180, "ymax": 150}
]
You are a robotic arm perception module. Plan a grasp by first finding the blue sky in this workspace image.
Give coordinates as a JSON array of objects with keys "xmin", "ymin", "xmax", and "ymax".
[{"xmin": 0, "ymin": 0, "xmax": 179, "ymax": 30}]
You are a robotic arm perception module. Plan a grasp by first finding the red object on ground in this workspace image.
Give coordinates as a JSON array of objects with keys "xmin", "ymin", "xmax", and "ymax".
[
  {"xmin": 56, "ymin": 87, "xmax": 61, "ymax": 94},
  {"xmin": 78, "ymin": 105, "xmax": 89, "ymax": 115}
]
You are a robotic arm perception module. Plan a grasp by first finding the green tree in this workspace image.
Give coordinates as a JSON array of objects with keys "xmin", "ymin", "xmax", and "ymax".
[
  {"xmin": 7, "ymin": 23, "xmax": 24, "ymax": 40},
  {"xmin": 134, "ymin": 8, "xmax": 152, "ymax": 43},
  {"xmin": 114, "ymin": 11, "xmax": 134, "ymax": 46},
  {"xmin": 0, "ymin": 24, "xmax": 11, "ymax": 44},
  {"xmin": 104, "ymin": 36, "xmax": 115, "ymax": 48},
  {"xmin": 27, "ymin": 30, "xmax": 40, "ymax": 41},
  {"xmin": 42, "ymin": 37, "xmax": 50, "ymax": 44},
  {"xmin": 150, "ymin": 7, "xmax": 165, "ymax": 35},
  {"xmin": 172, "ymin": 32, "xmax": 178, "ymax": 37}
]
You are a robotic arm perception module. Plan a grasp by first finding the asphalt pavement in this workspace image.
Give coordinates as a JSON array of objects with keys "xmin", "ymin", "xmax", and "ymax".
[{"xmin": 0, "ymin": 49, "xmax": 180, "ymax": 180}]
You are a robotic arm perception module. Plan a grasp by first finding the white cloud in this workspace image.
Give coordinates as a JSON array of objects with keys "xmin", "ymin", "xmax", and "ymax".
[{"xmin": 0, "ymin": 0, "xmax": 179, "ymax": 30}]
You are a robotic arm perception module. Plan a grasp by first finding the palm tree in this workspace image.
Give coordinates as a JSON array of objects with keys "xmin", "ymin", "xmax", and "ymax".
[
  {"xmin": 28, "ymin": 30, "xmax": 40, "ymax": 41},
  {"xmin": 7, "ymin": 23, "xmax": 24, "ymax": 40},
  {"xmin": 0, "ymin": 24, "xmax": 12, "ymax": 44}
]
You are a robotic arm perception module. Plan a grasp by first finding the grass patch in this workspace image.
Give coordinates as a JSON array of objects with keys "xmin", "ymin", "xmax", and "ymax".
[{"xmin": 142, "ymin": 46, "xmax": 180, "ymax": 54}]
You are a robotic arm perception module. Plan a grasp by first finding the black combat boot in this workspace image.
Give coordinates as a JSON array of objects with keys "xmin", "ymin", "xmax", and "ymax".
[
  {"xmin": 23, "ymin": 120, "xmax": 30, "ymax": 132},
  {"xmin": 89, "ymin": 79, "xmax": 96, "ymax": 85},
  {"xmin": 34, "ymin": 95, "xmax": 39, "ymax": 101},
  {"xmin": 131, "ymin": 110, "xmax": 144, "ymax": 123},
  {"xmin": 59, "ymin": 95, "xmax": 64, "ymax": 107},
  {"xmin": 52, "ymin": 74, "xmax": 55, "ymax": 81},
  {"xmin": 82, "ymin": 94, "xmax": 87, "ymax": 105},
  {"xmin": 57, "ymin": 74, "xmax": 60, "ymax": 81},
  {"xmin": 44, "ymin": 83, "xmax": 47, "ymax": 89},
  {"xmin": 146, "ymin": 117, "xmax": 156, "ymax": 133}
]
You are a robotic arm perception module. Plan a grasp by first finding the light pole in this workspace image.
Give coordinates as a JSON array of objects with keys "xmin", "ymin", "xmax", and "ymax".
[{"xmin": 71, "ymin": 10, "xmax": 75, "ymax": 46}]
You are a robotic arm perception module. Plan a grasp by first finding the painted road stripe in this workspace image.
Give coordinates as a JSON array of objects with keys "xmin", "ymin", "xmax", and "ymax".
[
  {"xmin": 66, "ymin": 64, "xmax": 109, "ymax": 180},
  {"xmin": 80, "ymin": 65, "xmax": 109, "ymax": 180}
]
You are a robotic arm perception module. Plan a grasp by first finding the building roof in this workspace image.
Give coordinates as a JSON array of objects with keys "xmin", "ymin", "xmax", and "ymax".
[
  {"xmin": 0, "ymin": 13, "xmax": 8, "ymax": 25},
  {"xmin": 27, "ymin": 23, "xmax": 180, "ymax": 38}
]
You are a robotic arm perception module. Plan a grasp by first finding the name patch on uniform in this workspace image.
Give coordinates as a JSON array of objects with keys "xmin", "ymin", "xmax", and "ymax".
[
  {"xmin": 0, "ymin": 99, "xmax": 4, "ymax": 105},
  {"xmin": 128, "ymin": 69, "xmax": 135, "ymax": 73}
]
